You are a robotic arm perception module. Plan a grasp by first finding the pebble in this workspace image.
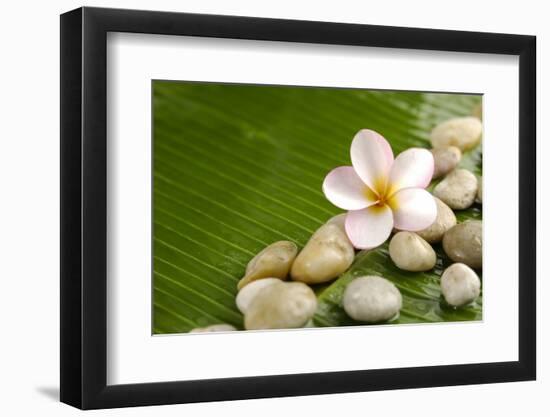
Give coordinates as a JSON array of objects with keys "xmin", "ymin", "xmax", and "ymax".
[
  {"xmin": 290, "ymin": 222, "xmax": 355, "ymax": 284},
  {"xmin": 343, "ymin": 276, "xmax": 402, "ymax": 323},
  {"xmin": 325, "ymin": 213, "xmax": 347, "ymax": 229},
  {"xmin": 236, "ymin": 278, "xmax": 280, "ymax": 314},
  {"xmin": 477, "ymin": 176, "xmax": 483, "ymax": 203},
  {"xmin": 431, "ymin": 146, "xmax": 462, "ymax": 179},
  {"xmin": 430, "ymin": 116, "xmax": 482, "ymax": 151},
  {"xmin": 416, "ymin": 197, "xmax": 457, "ymax": 243},
  {"xmin": 442, "ymin": 221, "xmax": 482, "ymax": 269},
  {"xmin": 189, "ymin": 324, "xmax": 237, "ymax": 333},
  {"xmin": 244, "ymin": 281, "xmax": 317, "ymax": 330},
  {"xmin": 440, "ymin": 263, "xmax": 481, "ymax": 307},
  {"xmin": 389, "ymin": 232, "xmax": 436, "ymax": 271},
  {"xmin": 238, "ymin": 241, "xmax": 298, "ymax": 290},
  {"xmin": 433, "ymin": 169, "xmax": 478, "ymax": 209}
]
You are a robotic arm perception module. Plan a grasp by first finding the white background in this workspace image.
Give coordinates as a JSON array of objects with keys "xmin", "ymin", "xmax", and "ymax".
[
  {"xmin": 108, "ymin": 34, "xmax": 519, "ymax": 384},
  {"xmin": 0, "ymin": 0, "xmax": 546, "ymax": 415}
]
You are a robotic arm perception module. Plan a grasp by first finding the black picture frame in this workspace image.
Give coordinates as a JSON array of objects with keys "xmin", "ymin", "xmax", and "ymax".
[{"xmin": 60, "ymin": 6, "xmax": 536, "ymax": 410}]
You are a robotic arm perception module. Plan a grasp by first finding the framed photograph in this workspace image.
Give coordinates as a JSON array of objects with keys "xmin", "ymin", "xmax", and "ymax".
[{"xmin": 60, "ymin": 6, "xmax": 536, "ymax": 409}]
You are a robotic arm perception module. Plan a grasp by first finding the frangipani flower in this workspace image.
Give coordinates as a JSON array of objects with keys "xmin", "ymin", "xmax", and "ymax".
[{"xmin": 323, "ymin": 129, "xmax": 437, "ymax": 249}]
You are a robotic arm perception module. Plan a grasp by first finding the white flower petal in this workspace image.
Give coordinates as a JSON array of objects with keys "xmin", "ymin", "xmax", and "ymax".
[
  {"xmin": 387, "ymin": 148, "xmax": 434, "ymax": 196},
  {"xmin": 322, "ymin": 166, "xmax": 378, "ymax": 210},
  {"xmin": 345, "ymin": 205, "xmax": 394, "ymax": 250},
  {"xmin": 389, "ymin": 188, "xmax": 437, "ymax": 231},
  {"xmin": 350, "ymin": 129, "xmax": 394, "ymax": 195}
]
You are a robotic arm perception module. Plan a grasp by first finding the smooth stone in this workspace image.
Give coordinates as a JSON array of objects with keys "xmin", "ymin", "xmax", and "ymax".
[
  {"xmin": 189, "ymin": 324, "xmax": 237, "ymax": 333},
  {"xmin": 431, "ymin": 146, "xmax": 462, "ymax": 179},
  {"xmin": 430, "ymin": 116, "xmax": 482, "ymax": 151},
  {"xmin": 416, "ymin": 197, "xmax": 457, "ymax": 243},
  {"xmin": 244, "ymin": 281, "xmax": 317, "ymax": 330},
  {"xmin": 325, "ymin": 213, "xmax": 347, "ymax": 230},
  {"xmin": 477, "ymin": 176, "xmax": 483, "ymax": 203},
  {"xmin": 343, "ymin": 276, "xmax": 402, "ymax": 323},
  {"xmin": 237, "ymin": 241, "xmax": 298, "ymax": 290},
  {"xmin": 290, "ymin": 223, "xmax": 355, "ymax": 284},
  {"xmin": 442, "ymin": 221, "xmax": 482, "ymax": 269},
  {"xmin": 433, "ymin": 169, "xmax": 478, "ymax": 210},
  {"xmin": 440, "ymin": 263, "xmax": 481, "ymax": 307},
  {"xmin": 389, "ymin": 232, "xmax": 437, "ymax": 272},
  {"xmin": 236, "ymin": 278, "xmax": 280, "ymax": 314}
]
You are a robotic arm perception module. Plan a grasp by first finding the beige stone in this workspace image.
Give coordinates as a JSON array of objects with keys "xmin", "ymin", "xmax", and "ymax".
[
  {"xmin": 477, "ymin": 176, "xmax": 483, "ymax": 204},
  {"xmin": 430, "ymin": 116, "xmax": 482, "ymax": 151},
  {"xmin": 290, "ymin": 223, "xmax": 354, "ymax": 284},
  {"xmin": 244, "ymin": 281, "xmax": 317, "ymax": 330},
  {"xmin": 416, "ymin": 197, "xmax": 457, "ymax": 243},
  {"xmin": 431, "ymin": 146, "xmax": 462, "ymax": 179},
  {"xmin": 442, "ymin": 221, "xmax": 482, "ymax": 269},
  {"xmin": 238, "ymin": 241, "xmax": 298, "ymax": 290},
  {"xmin": 389, "ymin": 232, "xmax": 436, "ymax": 272}
]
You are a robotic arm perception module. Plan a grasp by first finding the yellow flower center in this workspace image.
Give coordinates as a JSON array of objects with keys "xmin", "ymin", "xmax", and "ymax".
[
  {"xmin": 376, "ymin": 194, "xmax": 388, "ymax": 207},
  {"xmin": 364, "ymin": 177, "xmax": 393, "ymax": 208},
  {"xmin": 364, "ymin": 186, "xmax": 379, "ymax": 203}
]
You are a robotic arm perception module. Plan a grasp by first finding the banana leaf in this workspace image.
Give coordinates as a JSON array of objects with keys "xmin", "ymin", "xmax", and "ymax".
[{"xmin": 152, "ymin": 81, "xmax": 482, "ymax": 334}]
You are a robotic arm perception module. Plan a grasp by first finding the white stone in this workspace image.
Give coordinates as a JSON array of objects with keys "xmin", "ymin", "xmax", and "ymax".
[
  {"xmin": 343, "ymin": 276, "xmax": 402, "ymax": 323},
  {"xmin": 235, "ymin": 277, "xmax": 281, "ymax": 314},
  {"xmin": 440, "ymin": 263, "xmax": 481, "ymax": 307},
  {"xmin": 433, "ymin": 169, "xmax": 478, "ymax": 210}
]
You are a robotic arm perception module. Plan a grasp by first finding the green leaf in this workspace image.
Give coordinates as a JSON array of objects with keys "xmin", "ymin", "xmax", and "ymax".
[{"xmin": 153, "ymin": 81, "xmax": 482, "ymax": 334}]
